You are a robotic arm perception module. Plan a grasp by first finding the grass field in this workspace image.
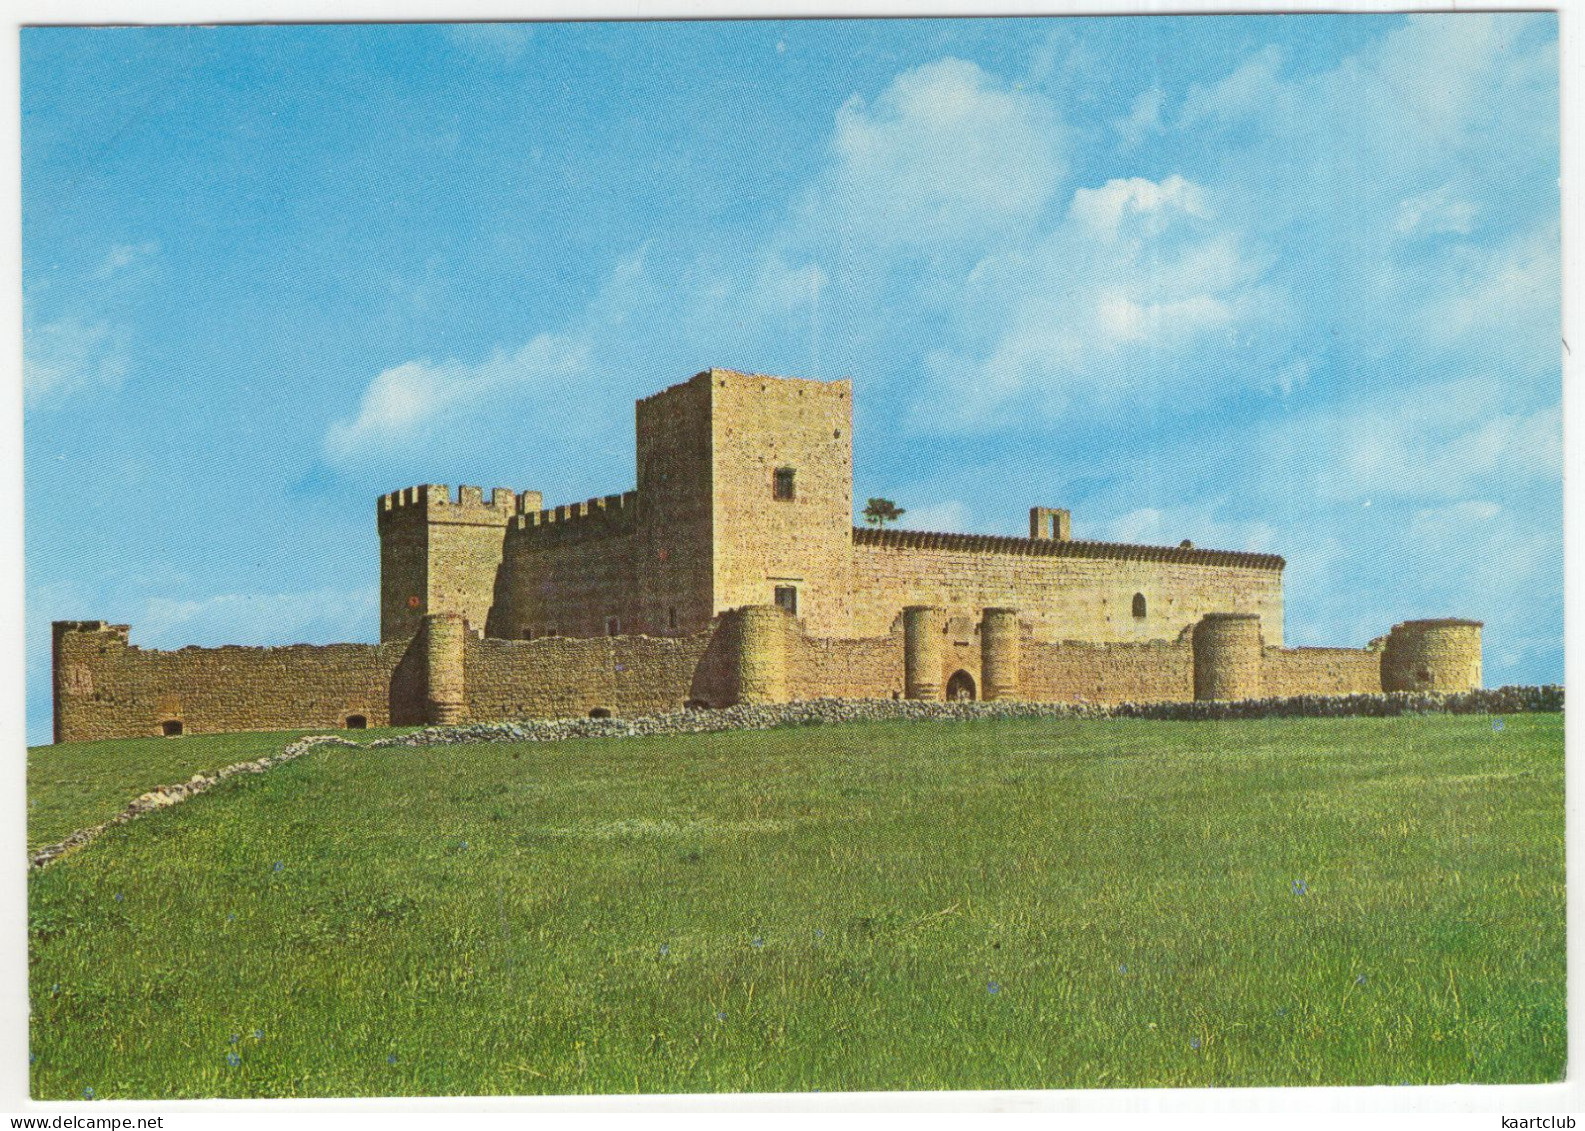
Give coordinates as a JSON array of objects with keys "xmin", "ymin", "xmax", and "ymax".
[
  {"xmin": 26, "ymin": 727, "xmax": 406, "ymax": 853},
  {"xmin": 27, "ymin": 713, "xmax": 1564, "ymax": 1097}
]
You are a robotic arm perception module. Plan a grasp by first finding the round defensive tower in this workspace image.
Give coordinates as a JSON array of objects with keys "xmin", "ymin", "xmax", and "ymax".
[
  {"xmin": 734, "ymin": 605, "xmax": 790, "ymax": 704},
  {"xmin": 980, "ymin": 608, "xmax": 1022, "ymax": 702},
  {"xmin": 1192, "ymin": 613, "xmax": 1264, "ymax": 701},
  {"xmin": 423, "ymin": 612, "xmax": 469, "ymax": 725},
  {"xmin": 1380, "ymin": 619, "xmax": 1483, "ymax": 693},
  {"xmin": 903, "ymin": 605, "xmax": 946, "ymax": 700}
]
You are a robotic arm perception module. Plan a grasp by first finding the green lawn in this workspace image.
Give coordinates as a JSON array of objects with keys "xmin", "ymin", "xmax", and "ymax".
[
  {"xmin": 27, "ymin": 714, "xmax": 1564, "ymax": 1097},
  {"xmin": 27, "ymin": 727, "xmax": 408, "ymax": 853}
]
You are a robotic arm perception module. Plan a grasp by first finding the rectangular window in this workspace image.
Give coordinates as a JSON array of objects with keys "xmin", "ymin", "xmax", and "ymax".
[
  {"xmin": 773, "ymin": 467, "xmax": 796, "ymax": 501},
  {"xmin": 522, "ymin": 626, "xmax": 535, "ymax": 640},
  {"xmin": 606, "ymin": 616, "xmax": 621, "ymax": 636},
  {"xmin": 668, "ymin": 606, "xmax": 678, "ymax": 631},
  {"xmin": 774, "ymin": 586, "xmax": 798, "ymax": 615}
]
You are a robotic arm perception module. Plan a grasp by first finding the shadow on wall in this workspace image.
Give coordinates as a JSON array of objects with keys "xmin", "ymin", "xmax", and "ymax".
[
  {"xmin": 389, "ymin": 633, "xmax": 427, "ymax": 726},
  {"xmin": 689, "ymin": 608, "xmax": 744, "ymax": 709}
]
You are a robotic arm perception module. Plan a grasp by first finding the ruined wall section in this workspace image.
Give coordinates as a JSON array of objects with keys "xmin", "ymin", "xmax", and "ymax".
[
  {"xmin": 850, "ymin": 530, "xmax": 1285, "ymax": 646},
  {"xmin": 709, "ymin": 369, "xmax": 855, "ymax": 637},
  {"xmin": 52, "ymin": 622, "xmax": 410, "ymax": 743}
]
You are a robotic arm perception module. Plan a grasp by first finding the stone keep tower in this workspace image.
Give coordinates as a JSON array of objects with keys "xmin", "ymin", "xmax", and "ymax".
[{"xmin": 633, "ymin": 369, "xmax": 856, "ymax": 638}]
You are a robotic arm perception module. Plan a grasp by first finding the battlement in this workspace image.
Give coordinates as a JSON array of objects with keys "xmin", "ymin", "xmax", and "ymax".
[
  {"xmin": 509, "ymin": 490, "xmax": 640, "ymax": 543},
  {"xmin": 53, "ymin": 620, "xmax": 130, "ymax": 644},
  {"xmin": 378, "ymin": 484, "xmax": 542, "ymax": 526},
  {"xmin": 853, "ymin": 526, "xmax": 1285, "ymax": 571},
  {"xmin": 639, "ymin": 366, "xmax": 853, "ymax": 407}
]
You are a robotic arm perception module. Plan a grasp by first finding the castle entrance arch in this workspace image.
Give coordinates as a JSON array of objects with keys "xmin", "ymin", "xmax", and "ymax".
[{"xmin": 946, "ymin": 670, "xmax": 976, "ymax": 701}]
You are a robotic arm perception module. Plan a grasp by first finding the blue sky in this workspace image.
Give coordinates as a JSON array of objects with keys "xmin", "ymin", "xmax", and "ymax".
[{"xmin": 21, "ymin": 14, "xmax": 1561, "ymax": 744}]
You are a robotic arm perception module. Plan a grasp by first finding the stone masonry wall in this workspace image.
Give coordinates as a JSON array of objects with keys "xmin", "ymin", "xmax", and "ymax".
[
  {"xmin": 378, "ymin": 485, "xmax": 539, "ymax": 642},
  {"xmin": 1263, "ymin": 646, "xmax": 1383, "ymax": 697},
  {"xmin": 465, "ymin": 631, "xmax": 718, "ymax": 720},
  {"xmin": 497, "ymin": 522, "xmax": 640, "ymax": 640},
  {"xmin": 634, "ymin": 374, "xmax": 717, "ymax": 637},
  {"xmin": 709, "ymin": 370, "xmax": 856, "ymax": 637},
  {"xmin": 789, "ymin": 626, "xmax": 906, "ymax": 700},
  {"xmin": 52, "ymin": 623, "xmax": 410, "ymax": 743},
  {"xmin": 850, "ymin": 537, "xmax": 1285, "ymax": 646},
  {"xmin": 51, "ymin": 613, "xmax": 1454, "ymax": 743},
  {"xmin": 1020, "ymin": 637, "xmax": 1196, "ymax": 704}
]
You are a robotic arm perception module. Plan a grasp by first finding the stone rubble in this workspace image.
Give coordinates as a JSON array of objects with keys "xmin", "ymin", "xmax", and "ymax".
[{"xmin": 31, "ymin": 685, "xmax": 1560, "ymax": 870}]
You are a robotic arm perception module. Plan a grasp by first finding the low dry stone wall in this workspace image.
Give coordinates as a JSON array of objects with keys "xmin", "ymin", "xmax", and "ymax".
[
  {"xmin": 378, "ymin": 684, "xmax": 1563, "ymax": 747},
  {"xmin": 29, "ymin": 734, "xmax": 361, "ymax": 870},
  {"xmin": 31, "ymin": 685, "xmax": 1560, "ymax": 870}
]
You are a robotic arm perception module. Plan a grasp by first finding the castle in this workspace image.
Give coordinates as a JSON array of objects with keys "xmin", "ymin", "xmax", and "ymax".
[{"xmin": 52, "ymin": 368, "xmax": 1484, "ymax": 743}]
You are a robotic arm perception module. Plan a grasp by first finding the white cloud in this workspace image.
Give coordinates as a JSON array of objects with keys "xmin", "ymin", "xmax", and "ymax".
[
  {"xmin": 1294, "ymin": 384, "xmax": 1561, "ymax": 504},
  {"xmin": 1180, "ymin": 45, "xmax": 1288, "ymax": 127},
  {"xmin": 1409, "ymin": 499, "xmax": 1501, "ymax": 534},
  {"xmin": 1424, "ymin": 224, "xmax": 1560, "ymax": 348},
  {"xmin": 912, "ymin": 175, "xmax": 1292, "ymax": 429},
  {"xmin": 816, "ymin": 57, "xmax": 1065, "ymax": 249},
  {"xmin": 324, "ymin": 333, "xmax": 591, "ymax": 464},
  {"xmin": 23, "ymin": 315, "xmax": 129, "ymax": 409},
  {"xmin": 1394, "ymin": 185, "xmax": 1477, "ymax": 237},
  {"xmin": 1095, "ymin": 505, "xmax": 1279, "ymax": 555},
  {"xmin": 1069, "ymin": 175, "xmax": 1209, "ymax": 238},
  {"xmin": 1112, "ymin": 88, "xmax": 1165, "ymax": 148}
]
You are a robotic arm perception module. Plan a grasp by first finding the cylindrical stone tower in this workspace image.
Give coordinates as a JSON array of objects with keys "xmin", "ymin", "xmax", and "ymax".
[
  {"xmin": 733, "ymin": 605, "xmax": 789, "ymax": 705},
  {"xmin": 1380, "ymin": 619, "xmax": 1483, "ymax": 692},
  {"xmin": 1193, "ymin": 613, "xmax": 1264, "ymax": 701},
  {"xmin": 980, "ymin": 608, "xmax": 1021, "ymax": 702},
  {"xmin": 903, "ymin": 605, "xmax": 945, "ymax": 700},
  {"xmin": 423, "ymin": 612, "xmax": 469, "ymax": 725}
]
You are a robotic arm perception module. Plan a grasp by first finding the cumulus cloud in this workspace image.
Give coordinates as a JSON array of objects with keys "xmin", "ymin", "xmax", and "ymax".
[
  {"xmin": 812, "ymin": 57, "xmax": 1064, "ymax": 249},
  {"xmin": 1316, "ymin": 397, "xmax": 1561, "ymax": 505},
  {"xmin": 911, "ymin": 174, "xmax": 1294, "ymax": 429},
  {"xmin": 1068, "ymin": 175, "xmax": 1209, "ymax": 238},
  {"xmin": 1423, "ymin": 223, "xmax": 1560, "ymax": 351},
  {"xmin": 324, "ymin": 332, "xmax": 591, "ymax": 464}
]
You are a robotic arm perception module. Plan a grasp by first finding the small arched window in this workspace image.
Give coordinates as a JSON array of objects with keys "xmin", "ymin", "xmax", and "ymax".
[
  {"xmin": 1132, "ymin": 593, "xmax": 1147, "ymax": 619},
  {"xmin": 345, "ymin": 714, "xmax": 367, "ymax": 730}
]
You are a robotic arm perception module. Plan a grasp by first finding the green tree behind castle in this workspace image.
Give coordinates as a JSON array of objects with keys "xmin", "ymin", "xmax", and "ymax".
[{"xmin": 863, "ymin": 498, "xmax": 906, "ymax": 528}]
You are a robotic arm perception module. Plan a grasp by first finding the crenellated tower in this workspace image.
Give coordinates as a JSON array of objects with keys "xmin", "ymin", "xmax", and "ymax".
[{"xmin": 377, "ymin": 484, "xmax": 541, "ymax": 641}]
